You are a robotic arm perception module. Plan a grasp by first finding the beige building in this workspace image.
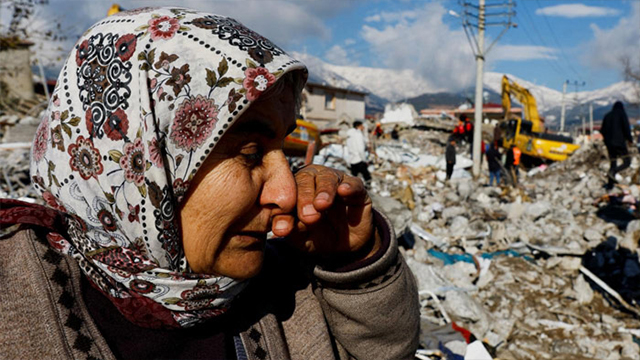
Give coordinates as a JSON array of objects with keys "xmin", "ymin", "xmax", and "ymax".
[
  {"xmin": 301, "ymin": 82, "xmax": 367, "ymax": 129},
  {"xmin": 0, "ymin": 40, "xmax": 35, "ymax": 101}
]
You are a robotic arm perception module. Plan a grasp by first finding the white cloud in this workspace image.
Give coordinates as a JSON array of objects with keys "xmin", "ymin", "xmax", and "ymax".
[
  {"xmin": 359, "ymin": 3, "xmax": 479, "ymax": 91},
  {"xmin": 364, "ymin": 14, "xmax": 381, "ymax": 22},
  {"xmin": 492, "ymin": 45, "xmax": 558, "ymax": 61},
  {"xmin": 365, "ymin": 10, "xmax": 418, "ymax": 24},
  {"xmin": 323, "ymin": 44, "xmax": 359, "ymax": 66},
  {"xmin": 30, "ymin": 0, "xmax": 365, "ymax": 71},
  {"xmin": 584, "ymin": 2, "xmax": 640, "ymax": 69},
  {"xmin": 535, "ymin": 4, "xmax": 620, "ymax": 18},
  {"xmin": 344, "ymin": 38, "xmax": 356, "ymax": 46}
]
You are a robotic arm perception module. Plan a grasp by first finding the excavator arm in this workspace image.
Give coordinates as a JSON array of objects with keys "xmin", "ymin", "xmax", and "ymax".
[{"xmin": 501, "ymin": 75, "xmax": 543, "ymax": 133}]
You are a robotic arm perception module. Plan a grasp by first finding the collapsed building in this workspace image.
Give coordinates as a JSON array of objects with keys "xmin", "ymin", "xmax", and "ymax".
[{"xmin": 314, "ymin": 123, "xmax": 640, "ymax": 359}]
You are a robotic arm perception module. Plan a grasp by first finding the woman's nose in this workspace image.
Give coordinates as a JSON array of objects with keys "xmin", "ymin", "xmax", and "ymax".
[{"xmin": 260, "ymin": 151, "xmax": 296, "ymax": 215}]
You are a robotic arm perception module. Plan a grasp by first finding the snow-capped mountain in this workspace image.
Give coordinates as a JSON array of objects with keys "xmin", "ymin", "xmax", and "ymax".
[
  {"xmin": 294, "ymin": 52, "xmax": 639, "ymax": 123},
  {"xmin": 293, "ymin": 52, "xmax": 441, "ymax": 102}
]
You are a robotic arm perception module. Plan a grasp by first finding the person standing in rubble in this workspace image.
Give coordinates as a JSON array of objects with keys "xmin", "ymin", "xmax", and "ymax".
[
  {"xmin": 345, "ymin": 120, "xmax": 372, "ymax": 184},
  {"xmin": 486, "ymin": 142, "xmax": 502, "ymax": 186},
  {"xmin": 391, "ymin": 125, "xmax": 400, "ymax": 140},
  {"xmin": 464, "ymin": 115, "xmax": 474, "ymax": 156},
  {"xmin": 506, "ymin": 145, "xmax": 521, "ymax": 186},
  {"xmin": 445, "ymin": 137, "xmax": 456, "ymax": 181},
  {"xmin": 372, "ymin": 122, "xmax": 384, "ymax": 139},
  {"xmin": 601, "ymin": 101, "xmax": 633, "ymax": 189}
]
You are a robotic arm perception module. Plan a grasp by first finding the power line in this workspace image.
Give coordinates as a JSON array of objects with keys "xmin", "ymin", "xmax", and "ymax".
[
  {"xmin": 513, "ymin": 12, "xmax": 566, "ymax": 77},
  {"xmin": 534, "ymin": 0, "xmax": 584, "ymax": 81},
  {"xmin": 517, "ymin": 1, "xmax": 569, "ymax": 76}
]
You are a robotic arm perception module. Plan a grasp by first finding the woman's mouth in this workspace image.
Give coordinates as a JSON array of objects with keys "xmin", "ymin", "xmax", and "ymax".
[{"xmin": 233, "ymin": 231, "xmax": 267, "ymax": 250}]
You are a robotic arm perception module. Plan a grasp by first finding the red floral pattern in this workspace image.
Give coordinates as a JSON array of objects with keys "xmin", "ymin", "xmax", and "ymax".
[
  {"xmin": 104, "ymin": 109, "xmax": 130, "ymax": 141},
  {"xmin": 97, "ymin": 209, "xmax": 118, "ymax": 231},
  {"xmin": 25, "ymin": 7, "xmax": 304, "ymax": 330},
  {"xmin": 119, "ymin": 137, "xmax": 145, "ymax": 186},
  {"xmin": 148, "ymin": 16, "xmax": 180, "ymax": 41},
  {"xmin": 42, "ymin": 191, "xmax": 66, "ymax": 212},
  {"xmin": 91, "ymin": 246, "xmax": 156, "ymax": 273},
  {"xmin": 170, "ymin": 95, "xmax": 218, "ymax": 152},
  {"xmin": 243, "ymin": 67, "xmax": 276, "ymax": 101},
  {"xmin": 172, "ymin": 178, "xmax": 190, "ymax": 203},
  {"xmin": 115, "ymin": 33, "xmax": 137, "ymax": 61},
  {"xmin": 32, "ymin": 114, "xmax": 49, "ymax": 162},
  {"xmin": 148, "ymin": 137, "xmax": 164, "ymax": 168},
  {"xmin": 75, "ymin": 39, "xmax": 90, "ymax": 66},
  {"xmin": 177, "ymin": 284, "xmax": 220, "ymax": 311},
  {"xmin": 68, "ymin": 136, "xmax": 103, "ymax": 180},
  {"xmin": 110, "ymin": 290, "xmax": 179, "ymax": 329}
]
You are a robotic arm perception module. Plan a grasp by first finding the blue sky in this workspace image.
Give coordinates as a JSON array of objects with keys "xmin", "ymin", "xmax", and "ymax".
[{"xmin": 3, "ymin": 0, "xmax": 639, "ymax": 93}]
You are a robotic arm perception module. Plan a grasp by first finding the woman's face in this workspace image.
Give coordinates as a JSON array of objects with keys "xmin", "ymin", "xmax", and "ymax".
[{"xmin": 180, "ymin": 83, "xmax": 297, "ymax": 279}]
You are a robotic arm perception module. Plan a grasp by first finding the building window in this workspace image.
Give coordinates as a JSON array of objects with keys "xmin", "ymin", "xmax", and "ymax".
[{"xmin": 325, "ymin": 91, "xmax": 335, "ymax": 110}]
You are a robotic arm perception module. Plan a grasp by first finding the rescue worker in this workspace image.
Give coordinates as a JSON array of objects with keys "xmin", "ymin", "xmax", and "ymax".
[
  {"xmin": 445, "ymin": 137, "xmax": 456, "ymax": 181},
  {"xmin": 464, "ymin": 115, "xmax": 474, "ymax": 155},
  {"xmin": 601, "ymin": 101, "xmax": 633, "ymax": 189},
  {"xmin": 486, "ymin": 142, "xmax": 502, "ymax": 186},
  {"xmin": 512, "ymin": 145, "xmax": 522, "ymax": 185}
]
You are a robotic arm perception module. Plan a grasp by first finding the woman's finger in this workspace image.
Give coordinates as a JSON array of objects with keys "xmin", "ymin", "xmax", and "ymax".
[
  {"xmin": 271, "ymin": 214, "xmax": 295, "ymax": 237},
  {"xmin": 337, "ymin": 175, "xmax": 370, "ymax": 206},
  {"xmin": 295, "ymin": 169, "xmax": 321, "ymax": 224},
  {"xmin": 312, "ymin": 168, "xmax": 342, "ymax": 211}
]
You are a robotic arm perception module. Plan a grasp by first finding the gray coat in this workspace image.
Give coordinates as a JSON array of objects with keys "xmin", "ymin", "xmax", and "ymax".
[{"xmin": 0, "ymin": 213, "xmax": 419, "ymax": 360}]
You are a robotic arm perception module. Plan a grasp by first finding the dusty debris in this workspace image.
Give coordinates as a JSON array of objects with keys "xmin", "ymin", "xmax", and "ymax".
[
  {"xmin": 3, "ymin": 114, "xmax": 640, "ymax": 359},
  {"xmin": 313, "ymin": 124, "xmax": 640, "ymax": 359}
]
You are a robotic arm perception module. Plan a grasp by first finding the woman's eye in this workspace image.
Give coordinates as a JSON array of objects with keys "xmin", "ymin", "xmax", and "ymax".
[{"xmin": 240, "ymin": 146, "xmax": 264, "ymax": 165}]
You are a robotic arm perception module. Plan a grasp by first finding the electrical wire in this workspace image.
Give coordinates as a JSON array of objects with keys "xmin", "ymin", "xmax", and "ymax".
[
  {"xmin": 534, "ymin": 0, "xmax": 584, "ymax": 81},
  {"xmin": 517, "ymin": 2, "xmax": 572, "ymax": 77}
]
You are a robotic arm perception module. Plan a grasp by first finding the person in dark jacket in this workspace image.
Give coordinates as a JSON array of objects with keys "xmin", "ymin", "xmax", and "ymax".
[
  {"xmin": 601, "ymin": 101, "xmax": 633, "ymax": 189},
  {"xmin": 445, "ymin": 137, "xmax": 456, "ymax": 181},
  {"xmin": 486, "ymin": 142, "xmax": 502, "ymax": 186}
]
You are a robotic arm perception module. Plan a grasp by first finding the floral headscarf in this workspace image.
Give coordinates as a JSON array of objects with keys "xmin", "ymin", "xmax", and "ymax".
[{"xmin": 29, "ymin": 7, "xmax": 306, "ymax": 329}]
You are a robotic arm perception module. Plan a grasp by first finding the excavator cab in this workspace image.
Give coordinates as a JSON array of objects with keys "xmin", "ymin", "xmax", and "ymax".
[{"xmin": 501, "ymin": 75, "xmax": 580, "ymax": 162}]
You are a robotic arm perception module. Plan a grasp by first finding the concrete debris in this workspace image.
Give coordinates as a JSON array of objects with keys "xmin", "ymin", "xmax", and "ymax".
[
  {"xmin": 315, "ymin": 127, "xmax": 640, "ymax": 359},
  {"xmin": 4, "ymin": 114, "xmax": 640, "ymax": 359}
]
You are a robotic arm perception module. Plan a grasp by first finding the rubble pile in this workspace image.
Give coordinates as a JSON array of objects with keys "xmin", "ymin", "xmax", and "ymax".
[
  {"xmin": 1, "ymin": 119, "xmax": 640, "ymax": 358},
  {"xmin": 317, "ymin": 127, "xmax": 640, "ymax": 359},
  {"xmin": 0, "ymin": 144, "xmax": 35, "ymax": 200}
]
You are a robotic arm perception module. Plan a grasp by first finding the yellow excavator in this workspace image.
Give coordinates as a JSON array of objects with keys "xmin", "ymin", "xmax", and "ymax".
[{"xmin": 500, "ymin": 75, "xmax": 579, "ymax": 162}]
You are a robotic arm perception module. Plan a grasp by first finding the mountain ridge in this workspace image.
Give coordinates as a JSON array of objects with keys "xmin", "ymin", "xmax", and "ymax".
[{"xmin": 294, "ymin": 52, "xmax": 639, "ymax": 125}]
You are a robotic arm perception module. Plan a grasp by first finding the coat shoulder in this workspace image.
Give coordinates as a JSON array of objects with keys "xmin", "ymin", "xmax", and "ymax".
[{"xmin": 0, "ymin": 228, "xmax": 115, "ymax": 360}]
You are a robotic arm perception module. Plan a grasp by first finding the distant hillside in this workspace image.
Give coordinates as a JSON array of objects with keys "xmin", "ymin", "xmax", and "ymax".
[
  {"xmin": 293, "ymin": 52, "xmax": 639, "ymax": 123},
  {"xmin": 406, "ymin": 88, "xmax": 502, "ymax": 110}
]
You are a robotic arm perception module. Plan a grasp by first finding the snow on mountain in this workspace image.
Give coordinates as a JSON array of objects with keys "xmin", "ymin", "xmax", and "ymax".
[
  {"xmin": 293, "ymin": 52, "xmax": 440, "ymax": 102},
  {"xmin": 293, "ymin": 52, "xmax": 638, "ymax": 122},
  {"xmin": 483, "ymin": 72, "xmax": 637, "ymax": 117}
]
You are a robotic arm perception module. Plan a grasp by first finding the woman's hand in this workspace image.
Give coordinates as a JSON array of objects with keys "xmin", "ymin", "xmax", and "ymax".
[{"xmin": 271, "ymin": 165, "xmax": 380, "ymax": 262}]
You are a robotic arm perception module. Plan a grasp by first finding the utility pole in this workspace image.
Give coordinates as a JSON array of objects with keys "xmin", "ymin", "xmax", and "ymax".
[
  {"xmin": 458, "ymin": 0, "xmax": 516, "ymax": 177},
  {"xmin": 560, "ymin": 80, "xmax": 568, "ymax": 133},
  {"xmin": 472, "ymin": 0, "xmax": 485, "ymax": 178},
  {"xmin": 589, "ymin": 102, "xmax": 593, "ymax": 142}
]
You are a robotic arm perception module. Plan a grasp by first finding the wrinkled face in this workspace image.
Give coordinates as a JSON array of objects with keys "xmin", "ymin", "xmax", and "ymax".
[{"xmin": 180, "ymin": 83, "xmax": 297, "ymax": 279}]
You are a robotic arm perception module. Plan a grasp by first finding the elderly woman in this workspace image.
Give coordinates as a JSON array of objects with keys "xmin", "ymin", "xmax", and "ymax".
[{"xmin": 0, "ymin": 7, "xmax": 419, "ymax": 360}]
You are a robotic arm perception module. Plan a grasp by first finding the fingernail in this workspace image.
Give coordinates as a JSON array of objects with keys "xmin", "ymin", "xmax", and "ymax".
[
  {"xmin": 339, "ymin": 183, "xmax": 351, "ymax": 190},
  {"xmin": 274, "ymin": 220, "xmax": 288, "ymax": 231},
  {"xmin": 316, "ymin": 192, "xmax": 330, "ymax": 201},
  {"xmin": 302, "ymin": 204, "xmax": 316, "ymax": 216}
]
